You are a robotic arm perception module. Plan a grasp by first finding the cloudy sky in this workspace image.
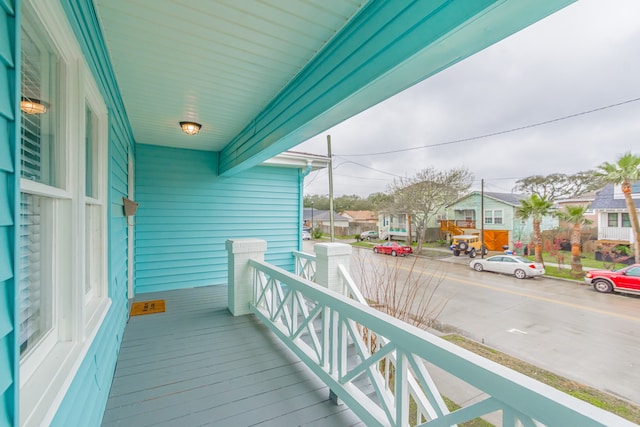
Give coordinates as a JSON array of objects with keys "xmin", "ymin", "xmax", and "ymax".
[{"xmin": 295, "ymin": 0, "xmax": 640, "ymax": 198}]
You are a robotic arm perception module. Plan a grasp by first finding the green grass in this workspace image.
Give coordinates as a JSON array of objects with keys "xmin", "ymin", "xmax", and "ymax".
[
  {"xmin": 538, "ymin": 265, "xmax": 588, "ymax": 281},
  {"xmin": 442, "ymin": 334, "xmax": 640, "ymax": 424},
  {"xmin": 441, "ymin": 397, "xmax": 494, "ymax": 427},
  {"xmin": 525, "ymin": 251, "xmax": 628, "ymax": 269}
]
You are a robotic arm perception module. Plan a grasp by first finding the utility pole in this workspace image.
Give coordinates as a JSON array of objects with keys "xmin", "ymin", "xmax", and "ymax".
[
  {"xmin": 481, "ymin": 179, "xmax": 485, "ymax": 259},
  {"xmin": 327, "ymin": 135, "xmax": 335, "ymax": 242}
]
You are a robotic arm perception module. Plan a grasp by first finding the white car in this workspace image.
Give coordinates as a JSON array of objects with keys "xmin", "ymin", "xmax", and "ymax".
[
  {"xmin": 302, "ymin": 230, "xmax": 311, "ymax": 240},
  {"xmin": 469, "ymin": 255, "xmax": 545, "ymax": 279},
  {"xmin": 360, "ymin": 230, "xmax": 379, "ymax": 240}
]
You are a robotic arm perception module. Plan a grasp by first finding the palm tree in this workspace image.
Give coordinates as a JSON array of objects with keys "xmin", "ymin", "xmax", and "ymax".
[
  {"xmin": 598, "ymin": 152, "xmax": 640, "ymax": 262},
  {"xmin": 516, "ymin": 194, "xmax": 554, "ymax": 264},
  {"xmin": 557, "ymin": 205, "xmax": 592, "ymax": 276}
]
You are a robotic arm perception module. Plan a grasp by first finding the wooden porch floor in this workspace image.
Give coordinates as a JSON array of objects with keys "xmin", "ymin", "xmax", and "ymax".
[{"xmin": 101, "ymin": 286, "xmax": 364, "ymax": 426}]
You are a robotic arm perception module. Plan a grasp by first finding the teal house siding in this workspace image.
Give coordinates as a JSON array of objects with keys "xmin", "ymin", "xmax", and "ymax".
[
  {"xmin": 0, "ymin": 0, "xmax": 18, "ymax": 424},
  {"xmin": 135, "ymin": 144, "xmax": 300, "ymax": 294}
]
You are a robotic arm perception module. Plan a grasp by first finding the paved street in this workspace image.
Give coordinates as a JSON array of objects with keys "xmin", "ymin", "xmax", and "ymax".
[{"xmin": 304, "ymin": 241, "xmax": 640, "ymax": 406}]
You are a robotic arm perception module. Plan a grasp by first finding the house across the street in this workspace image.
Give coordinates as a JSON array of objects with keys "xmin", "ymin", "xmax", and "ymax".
[{"xmin": 443, "ymin": 192, "xmax": 558, "ymax": 251}]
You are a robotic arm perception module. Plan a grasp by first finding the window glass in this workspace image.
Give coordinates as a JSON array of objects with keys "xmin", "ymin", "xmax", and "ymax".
[
  {"xmin": 484, "ymin": 210, "xmax": 493, "ymax": 224},
  {"xmin": 19, "ymin": 193, "xmax": 53, "ymax": 355},
  {"xmin": 607, "ymin": 213, "xmax": 618, "ymax": 227},
  {"xmin": 85, "ymin": 204, "xmax": 102, "ymax": 296},
  {"xmin": 19, "ymin": 17, "xmax": 62, "ymax": 357},
  {"xmin": 621, "ymin": 213, "xmax": 631, "ymax": 228},
  {"xmin": 494, "ymin": 210, "xmax": 503, "ymax": 225},
  {"xmin": 85, "ymin": 104, "xmax": 96, "ymax": 197},
  {"xmin": 21, "ymin": 25, "xmax": 60, "ymax": 187}
]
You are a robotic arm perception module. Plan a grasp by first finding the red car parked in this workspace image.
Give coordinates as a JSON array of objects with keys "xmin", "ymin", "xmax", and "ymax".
[
  {"xmin": 584, "ymin": 264, "xmax": 640, "ymax": 295},
  {"xmin": 373, "ymin": 242, "xmax": 413, "ymax": 257}
]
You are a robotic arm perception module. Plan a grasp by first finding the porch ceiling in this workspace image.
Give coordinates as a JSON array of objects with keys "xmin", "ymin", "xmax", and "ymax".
[{"xmin": 95, "ymin": 0, "xmax": 574, "ymax": 175}]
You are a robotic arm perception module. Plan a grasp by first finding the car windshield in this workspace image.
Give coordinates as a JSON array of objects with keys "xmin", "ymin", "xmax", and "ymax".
[{"xmin": 513, "ymin": 256, "xmax": 531, "ymax": 263}]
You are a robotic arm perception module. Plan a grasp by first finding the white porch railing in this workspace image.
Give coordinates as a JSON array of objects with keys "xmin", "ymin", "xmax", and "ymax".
[
  {"xmin": 598, "ymin": 226, "xmax": 632, "ymax": 242},
  {"xmin": 247, "ymin": 257, "xmax": 634, "ymax": 427},
  {"xmin": 293, "ymin": 250, "xmax": 441, "ymax": 423},
  {"xmin": 293, "ymin": 250, "xmax": 316, "ymax": 281}
]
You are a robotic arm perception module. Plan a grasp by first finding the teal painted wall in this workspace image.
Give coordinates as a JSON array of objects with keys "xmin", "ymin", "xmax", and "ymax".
[
  {"xmin": 0, "ymin": 1, "xmax": 18, "ymax": 425},
  {"xmin": 135, "ymin": 144, "xmax": 300, "ymax": 294}
]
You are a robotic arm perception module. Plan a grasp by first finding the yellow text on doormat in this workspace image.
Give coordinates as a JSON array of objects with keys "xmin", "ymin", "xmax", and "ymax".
[{"xmin": 130, "ymin": 300, "xmax": 166, "ymax": 316}]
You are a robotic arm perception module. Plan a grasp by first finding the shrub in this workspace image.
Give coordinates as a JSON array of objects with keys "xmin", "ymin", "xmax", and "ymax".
[{"xmin": 312, "ymin": 227, "xmax": 324, "ymax": 239}]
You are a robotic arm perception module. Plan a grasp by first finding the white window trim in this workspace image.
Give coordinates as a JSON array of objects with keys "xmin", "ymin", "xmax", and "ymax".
[
  {"xmin": 484, "ymin": 209, "xmax": 504, "ymax": 225},
  {"xmin": 20, "ymin": 1, "xmax": 111, "ymax": 426},
  {"xmin": 82, "ymin": 60, "xmax": 109, "ymax": 333}
]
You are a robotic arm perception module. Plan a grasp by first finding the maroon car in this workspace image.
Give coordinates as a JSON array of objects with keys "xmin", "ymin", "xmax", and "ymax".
[
  {"xmin": 373, "ymin": 242, "xmax": 413, "ymax": 257},
  {"xmin": 584, "ymin": 264, "xmax": 640, "ymax": 295}
]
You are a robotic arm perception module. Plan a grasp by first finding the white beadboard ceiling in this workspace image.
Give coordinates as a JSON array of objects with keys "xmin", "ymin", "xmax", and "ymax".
[
  {"xmin": 96, "ymin": 0, "xmax": 364, "ymax": 152},
  {"xmin": 95, "ymin": 0, "xmax": 575, "ymax": 172}
]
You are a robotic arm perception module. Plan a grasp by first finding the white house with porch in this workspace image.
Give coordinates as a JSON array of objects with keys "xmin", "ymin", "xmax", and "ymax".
[{"xmin": 590, "ymin": 183, "xmax": 639, "ymax": 246}]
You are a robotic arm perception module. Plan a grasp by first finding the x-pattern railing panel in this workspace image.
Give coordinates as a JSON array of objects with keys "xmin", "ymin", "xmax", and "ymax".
[
  {"xmin": 293, "ymin": 250, "xmax": 316, "ymax": 281},
  {"xmin": 248, "ymin": 258, "xmax": 635, "ymax": 427}
]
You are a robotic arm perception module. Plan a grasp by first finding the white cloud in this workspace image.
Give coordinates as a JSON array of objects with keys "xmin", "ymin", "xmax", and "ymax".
[{"xmin": 296, "ymin": 0, "xmax": 640, "ymax": 197}]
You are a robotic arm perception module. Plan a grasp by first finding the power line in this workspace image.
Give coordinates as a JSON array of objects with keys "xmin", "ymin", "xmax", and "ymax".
[
  {"xmin": 333, "ymin": 158, "xmax": 405, "ymax": 178},
  {"xmin": 337, "ymin": 96, "xmax": 640, "ymax": 157}
]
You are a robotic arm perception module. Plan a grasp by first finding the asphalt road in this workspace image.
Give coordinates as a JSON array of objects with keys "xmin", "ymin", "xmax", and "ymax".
[{"xmin": 304, "ymin": 241, "xmax": 640, "ymax": 406}]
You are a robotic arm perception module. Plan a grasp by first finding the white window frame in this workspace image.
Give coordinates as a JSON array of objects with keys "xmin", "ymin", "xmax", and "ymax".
[
  {"xmin": 484, "ymin": 209, "xmax": 503, "ymax": 225},
  {"xmin": 19, "ymin": 1, "xmax": 111, "ymax": 425},
  {"xmin": 82, "ymin": 68, "xmax": 109, "ymax": 333}
]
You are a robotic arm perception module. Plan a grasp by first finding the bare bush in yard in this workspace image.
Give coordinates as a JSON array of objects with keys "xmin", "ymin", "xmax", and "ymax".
[
  {"xmin": 348, "ymin": 250, "xmax": 452, "ymax": 423},
  {"xmin": 350, "ymin": 249, "xmax": 451, "ymax": 330}
]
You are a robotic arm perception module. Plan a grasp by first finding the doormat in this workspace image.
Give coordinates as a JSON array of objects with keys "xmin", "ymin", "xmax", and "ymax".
[{"xmin": 130, "ymin": 300, "xmax": 166, "ymax": 316}]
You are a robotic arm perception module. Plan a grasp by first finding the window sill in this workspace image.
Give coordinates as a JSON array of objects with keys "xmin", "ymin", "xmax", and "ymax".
[{"xmin": 21, "ymin": 298, "xmax": 111, "ymax": 427}]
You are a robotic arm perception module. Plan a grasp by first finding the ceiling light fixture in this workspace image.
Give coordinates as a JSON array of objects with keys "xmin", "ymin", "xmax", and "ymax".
[
  {"xmin": 20, "ymin": 98, "xmax": 48, "ymax": 115},
  {"xmin": 180, "ymin": 121, "xmax": 202, "ymax": 135}
]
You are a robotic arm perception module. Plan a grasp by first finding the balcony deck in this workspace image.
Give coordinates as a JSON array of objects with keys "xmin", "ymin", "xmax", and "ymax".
[{"xmin": 101, "ymin": 285, "xmax": 364, "ymax": 426}]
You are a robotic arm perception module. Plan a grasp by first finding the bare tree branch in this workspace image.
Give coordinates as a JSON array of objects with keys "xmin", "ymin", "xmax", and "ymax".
[{"xmin": 386, "ymin": 167, "xmax": 473, "ymax": 253}]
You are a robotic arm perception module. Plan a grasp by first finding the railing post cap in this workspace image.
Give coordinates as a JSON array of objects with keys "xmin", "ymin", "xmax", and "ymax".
[
  {"xmin": 226, "ymin": 238, "xmax": 267, "ymax": 253},
  {"xmin": 314, "ymin": 242, "xmax": 352, "ymax": 257}
]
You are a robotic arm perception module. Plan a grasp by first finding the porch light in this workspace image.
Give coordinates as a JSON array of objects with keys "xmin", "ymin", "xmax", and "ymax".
[
  {"xmin": 20, "ymin": 98, "xmax": 48, "ymax": 115},
  {"xmin": 179, "ymin": 121, "xmax": 201, "ymax": 135}
]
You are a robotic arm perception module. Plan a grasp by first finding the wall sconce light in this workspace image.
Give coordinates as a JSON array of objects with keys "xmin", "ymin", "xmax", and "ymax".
[
  {"xmin": 180, "ymin": 121, "xmax": 202, "ymax": 135},
  {"xmin": 21, "ymin": 98, "xmax": 48, "ymax": 115}
]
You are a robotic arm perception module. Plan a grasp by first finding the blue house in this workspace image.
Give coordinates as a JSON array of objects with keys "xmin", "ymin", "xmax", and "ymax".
[{"xmin": 3, "ymin": 1, "xmax": 634, "ymax": 426}]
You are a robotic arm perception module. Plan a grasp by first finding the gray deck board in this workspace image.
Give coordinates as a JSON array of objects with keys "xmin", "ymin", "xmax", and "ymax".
[{"xmin": 102, "ymin": 286, "xmax": 364, "ymax": 427}]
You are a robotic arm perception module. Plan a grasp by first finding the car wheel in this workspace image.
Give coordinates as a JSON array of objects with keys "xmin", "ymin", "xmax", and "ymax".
[
  {"xmin": 482, "ymin": 245, "xmax": 488, "ymax": 255},
  {"xmin": 458, "ymin": 242, "xmax": 468, "ymax": 251},
  {"xmin": 367, "ymin": 236, "xmax": 371, "ymax": 240},
  {"xmin": 373, "ymin": 248, "xmax": 378, "ymax": 253},
  {"xmin": 514, "ymin": 269, "xmax": 526, "ymax": 279},
  {"xmin": 453, "ymin": 250, "xmax": 460, "ymax": 256},
  {"xmin": 473, "ymin": 263, "xmax": 483, "ymax": 272},
  {"xmin": 469, "ymin": 249, "xmax": 476, "ymax": 258},
  {"xmin": 593, "ymin": 279, "xmax": 613, "ymax": 293},
  {"xmin": 391, "ymin": 250, "xmax": 397, "ymax": 257}
]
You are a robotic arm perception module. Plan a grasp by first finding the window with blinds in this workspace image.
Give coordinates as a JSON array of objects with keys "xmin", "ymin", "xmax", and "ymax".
[
  {"xmin": 19, "ymin": 16, "xmax": 59, "ymax": 357},
  {"xmin": 19, "ymin": 1, "xmax": 110, "ymax": 421},
  {"xmin": 19, "ymin": 194, "xmax": 52, "ymax": 355},
  {"xmin": 21, "ymin": 28, "xmax": 58, "ymax": 186}
]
